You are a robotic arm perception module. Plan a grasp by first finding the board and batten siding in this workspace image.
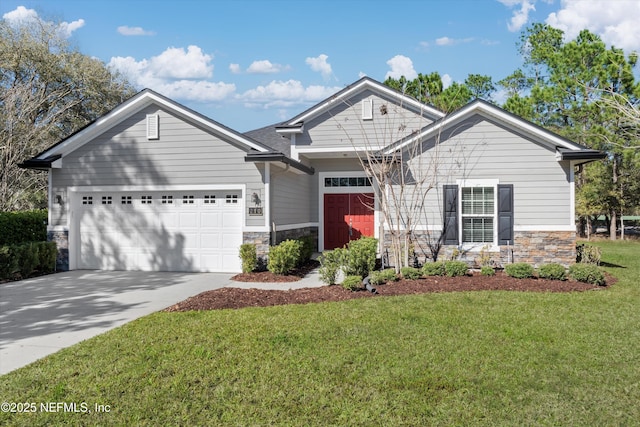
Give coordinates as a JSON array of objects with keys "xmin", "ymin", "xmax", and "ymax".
[
  {"xmin": 295, "ymin": 90, "xmax": 435, "ymax": 150},
  {"xmin": 50, "ymin": 106, "xmax": 265, "ymax": 227},
  {"xmin": 401, "ymin": 115, "xmax": 572, "ymax": 229}
]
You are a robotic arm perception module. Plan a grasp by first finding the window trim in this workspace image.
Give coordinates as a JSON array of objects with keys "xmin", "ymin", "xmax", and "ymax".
[{"xmin": 457, "ymin": 179, "xmax": 499, "ymax": 249}]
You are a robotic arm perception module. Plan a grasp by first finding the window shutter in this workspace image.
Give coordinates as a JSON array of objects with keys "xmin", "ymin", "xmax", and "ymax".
[
  {"xmin": 497, "ymin": 184, "xmax": 514, "ymax": 245},
  {"xmin": 443, "ymin": 185, "xmax": 458, "ymax": 245},
  {"xmin": 146, "ymin": 114, "xmax": 159, "ymax": 140}
]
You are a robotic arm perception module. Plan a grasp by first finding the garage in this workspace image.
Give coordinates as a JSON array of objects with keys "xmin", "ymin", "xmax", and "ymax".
[{"xmin": 73, "ymin": 190, "xmax": 243, "ymax": 272}]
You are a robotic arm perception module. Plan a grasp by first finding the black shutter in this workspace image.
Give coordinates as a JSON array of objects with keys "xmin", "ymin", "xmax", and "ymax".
[
  {"xmin": 497, "ymin": 184, "xmax": 514, "ymax": 245},
  {"xmin": 443, "ymin": 185, "xmax": 458, "ymax": 245}
]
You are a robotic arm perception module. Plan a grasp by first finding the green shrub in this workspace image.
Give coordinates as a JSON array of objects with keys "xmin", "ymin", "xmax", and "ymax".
[
  {"xmin": 0, "ymin": 210, "xmax": 47, "ymax": 245},
  {"xmin": 342, "ymin": 275, "xmax": 363, "ymax": 291},
  {"xmin": 538, "ymin": 263, "xmax": 567, "ymax": 281},
  {"xmin": 445, "ymin": 260, "xmax": 468, "ymax": 277},
  {"xmin": 0, "ymin": 246, "xmax": 18, "ymax": 278},
  {"xmin": 576, "ymin": 243, "xmax": 601, "ymax": 265},
  {"xmin": 34, "ymin": 241, "xmax": 57, "ymax": 273},
  {"xmin": 505, "ymin": 263, "xmax": 535, "ymax": 279},
  {"xmin": 400, "ymin": 267, "xmax": 422, "ymax": 280},
  {"xmin": 239, "ymin": 244, "xmax": 257, "ymax": 273},
  {"xmin": 267, "ymin": 240, "xmax": 302, "ymax": 275},
  {"xmin": 480, "ymin": 266, "xmax": 495, "ymax": 276},
  {"xmin": 297, "ymin": 235, "xmax": 315, "ymax": 264},
  {"xmin": 318, "ymin": 249, "xmax": 346, "ymax": 285},
  {"xmin": 15, "ymin": 243, "xmax": 39, "ymax": 277},
  {"xmin": 370, "ymin": 268, "xmax": 398, "ymax": 285},
  {"xmin": 422, "ymin": 262, "xmax": 445, "ymax": 276},
  {"xmin": 0, "ymin": 241, "xmax": 57, "ymax": 279},
  {"xmin": 345, "ymin": 237, "xmax": 378, "ymax": 278},
  {"xmin": 569, "ymin": 264, "xmax": 606, "ymax": 286}
]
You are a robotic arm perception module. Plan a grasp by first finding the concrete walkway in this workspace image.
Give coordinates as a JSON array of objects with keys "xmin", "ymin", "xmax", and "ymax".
[{"xmin": 0, "ymin": 269, "xmax": 324, "ymax": 375}]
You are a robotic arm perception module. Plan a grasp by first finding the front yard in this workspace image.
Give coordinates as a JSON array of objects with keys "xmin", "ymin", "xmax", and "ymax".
[{"xmin": 1, "ymin": 241, "xmax": 639, "ymax": 426}]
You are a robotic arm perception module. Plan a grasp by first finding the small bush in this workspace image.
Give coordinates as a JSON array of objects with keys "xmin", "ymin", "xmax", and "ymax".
[
  {"xmin": 34, "ymin": 241, "xmax": 57, "ymax": 273},
  {"xmin": 538, "ymin": 263, "xmax": 567, "ymax": 281},
  {"xmin": 342, "ymin": 275, "xmax": 363, "ymax": 291},
  {"xmin": 569, "ymin": 264, "xmax": 606, "ymax": 286},
  {"xmin": 0, "ymin": 246, "xmax": 18, "ymax": 278},
  {"xmin": 0, "ymin": 241, "xmax": 57, "ymax": 279},
  {"xmin": 345, "ymin": 237, "xmax": 378, "ymax": 278},
  {"xmin": 297, "ymin": 235, "xmax": 315, "ymax": 265},
  {"xmin": 400, "ymin": 267, "xmax": 422, "ymax": 280},
  {"xmin": 318, "ymin": 249, "xmax": 346, "ymax": 285},
  {"xmin": 239, "ymin": 244, "xmax": 257, "ymax": 273},
  {"xmin": 576, "ymin": 243, "xmax": 601, "ymax": 265},
  {"xmin": 505, "ymin": 263, "xmax": 535, "ymax": 279},
  {"xmin": 267, "ymin": 240, "xmax": 302, "ymax": 275},
  {"xmin": 422, "ymin": 262, "xmax": 445, "ymax": 276},
  {"xmin": 0, "ymin": 210, "xmax": 48, "ymax": 245},
  {"xmin": 370, "ymin": 268, "xmax": 398, "ymax": 285},
  {"xmin": 445, "ymin": 260, "xmax": 468, "ymax": 277},
  {"xmin": 480, "ymin": 266, "xmax": 495, "ymax": 276},
  {"xmin": 15, "ymin": 243, "xmax": 39, "ymax": 277}
]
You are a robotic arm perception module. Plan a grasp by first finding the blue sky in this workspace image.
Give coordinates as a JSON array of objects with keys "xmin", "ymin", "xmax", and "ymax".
[{"xmin": 2, "ymin": 0, "xmax": 639, "ymax": 131}]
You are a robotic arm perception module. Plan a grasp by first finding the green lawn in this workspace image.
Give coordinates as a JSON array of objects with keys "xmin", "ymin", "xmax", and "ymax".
[{"xmin": 1, "ymin": 241, "xmax": 639, "ymax": 426}]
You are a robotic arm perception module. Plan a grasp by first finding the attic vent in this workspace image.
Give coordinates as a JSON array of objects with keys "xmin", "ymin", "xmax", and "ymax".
[
  {"xmin": 146, "ymin": 114, "xmax": 159, "ymax": 140},
  {"xmin": 362, "ymin": 99, "xmax": 373, "ymax": 120}
]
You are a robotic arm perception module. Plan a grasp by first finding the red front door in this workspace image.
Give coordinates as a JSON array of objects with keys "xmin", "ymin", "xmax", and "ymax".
[{"xmin": 324, "ymin": 193, "xmax": 374, "ymax": 250}]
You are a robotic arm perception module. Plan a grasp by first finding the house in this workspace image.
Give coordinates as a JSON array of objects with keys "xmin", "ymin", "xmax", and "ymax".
[{"xmin": 20, "ymin": 77, "xmax": 604, "ymax": 272}]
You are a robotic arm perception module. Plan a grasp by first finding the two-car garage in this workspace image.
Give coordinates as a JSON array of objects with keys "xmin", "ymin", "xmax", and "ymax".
[{"xmin": 72, "ymin": 189, "xmax": 243, "ymax": 272}]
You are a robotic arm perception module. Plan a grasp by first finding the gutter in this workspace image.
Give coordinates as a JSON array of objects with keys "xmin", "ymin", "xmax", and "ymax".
[
  {"xmin": 17, "ymin": 154, "xmax": 62, "ymax": 171},
  {"xmin": 245, "ymin": 152, "xmax": 315, "ymax": 175}
]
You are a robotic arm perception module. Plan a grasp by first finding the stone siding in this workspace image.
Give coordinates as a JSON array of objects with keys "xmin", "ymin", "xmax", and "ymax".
[
  {"xmin": 243, "ymin": 226, "xmax": 318, "ymax": 260},
  {"xmin": 47, "ymin": 230, "xmax": 69, "ymax": 271}
]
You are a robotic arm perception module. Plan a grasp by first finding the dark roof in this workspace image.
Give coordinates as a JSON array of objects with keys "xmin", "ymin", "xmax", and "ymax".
[{"xmin": 244, "ymin": 123, "xmax": 291, "ymax": 157}]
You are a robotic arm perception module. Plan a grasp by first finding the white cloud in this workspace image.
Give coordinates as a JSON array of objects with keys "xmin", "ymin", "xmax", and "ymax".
[
  {"xmin": 150, "ymin": 46, "xmax": 213, "ymax": 79},
  {"xmin": 246, "ymin": 60, "xmax": 288, "ymax": 74},
  {"xmin": 385, "ymin": 55, "xmax": 418, "ymax": 80},
  {"xmin": 436, "ymin": 36, "xmax": 475, "ymax": 46},
  {"xmin": 442, "ymin": 74, "xmax": 453, "ymax": 89},
  {"xmin": 150, "ymin": 80, "xmax": 236, "ymax": 102},
  {"xmin": 3, "ymin": 6, "xmax": 85, "ymax": 38},
  {"xmin": 497, "ymin": 0, "xmax": 536, "ymax": 32},
  {"xmin": 239, "ymin": 80, "xmax": 341, "ymax": 109},
  {"xmin": 546, "ymin": 0, "xmax": 640, "ymax": 51},
  {"xmin": 305, "ymin": 54, "xmax": 333, "ymax": 80},
  {"xmin": 229, "ymin": 63, "xmax": 241, "ymax": 74},
  {"xmin": 117, "ymin": 25, "xmax": 155, "ymax": 36}
]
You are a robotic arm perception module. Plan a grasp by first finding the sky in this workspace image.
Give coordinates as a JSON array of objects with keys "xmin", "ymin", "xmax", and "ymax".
[{"xmin": 2, "ymin": 0, "xmax": 640, "ymax": 132}]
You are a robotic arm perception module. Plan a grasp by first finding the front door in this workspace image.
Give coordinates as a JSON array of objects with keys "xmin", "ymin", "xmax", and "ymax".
[{"xmin": 324, "ymin": 193, "xmax": 374, "ymax": 250}]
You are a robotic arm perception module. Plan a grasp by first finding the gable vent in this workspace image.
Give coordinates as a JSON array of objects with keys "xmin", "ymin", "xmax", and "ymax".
[
  {"xmin": 362, "ymin": 99, "xmax": 373, "ymax": 120},
  {"xmin": 146, "ymin": 114, "xmax": 159, "ymax": 140}
]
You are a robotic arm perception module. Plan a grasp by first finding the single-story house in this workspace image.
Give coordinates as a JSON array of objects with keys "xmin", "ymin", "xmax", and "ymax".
[{"xmin": 20, "ymin": 77, "xmax": 604, "ymax": 272}]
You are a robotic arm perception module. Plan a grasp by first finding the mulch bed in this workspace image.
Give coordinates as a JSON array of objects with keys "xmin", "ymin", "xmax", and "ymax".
[{"xmin": 164, "ymin": 268, "xmax": 615, "ymax": 312}]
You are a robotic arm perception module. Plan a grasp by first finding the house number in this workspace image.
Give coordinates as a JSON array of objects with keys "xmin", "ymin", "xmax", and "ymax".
[{"xmin": 248, "ymin": 207, "xmax": 263, "ymax": 216}]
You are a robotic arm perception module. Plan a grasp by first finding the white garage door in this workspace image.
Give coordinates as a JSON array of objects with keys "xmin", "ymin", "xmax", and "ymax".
[{"xmin": 75, "ymin": 190, "xmax": 243, "ymax": 272}]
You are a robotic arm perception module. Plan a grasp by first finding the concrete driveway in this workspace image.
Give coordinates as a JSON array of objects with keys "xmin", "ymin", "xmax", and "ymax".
[{"xmin": 0, "ymin": 270, "xmax": 234, "ymax": 375}]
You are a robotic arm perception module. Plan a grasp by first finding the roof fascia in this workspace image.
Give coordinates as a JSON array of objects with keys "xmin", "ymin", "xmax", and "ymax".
[
  {"xmin": 244, "ymin": 152, "xmax": 315, "ymax": 175},
  {"xmin": 284, "ymin": 77, "xmax": 444, "ymax": 126},
  {"xmin": 36, "ymin": 90, "xmax": 269, "ymax": 160}
]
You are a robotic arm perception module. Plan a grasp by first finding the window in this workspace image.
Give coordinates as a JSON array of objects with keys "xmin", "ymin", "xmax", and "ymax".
[
  {"xmin": 443, "ymin": 183, "xmax": 513, "ymax": 247},
  {"xmin": 226, "ymin": 194, "xmax": 238, "ymax": 204},
  {"xmin": 183, "ymin": 195, "xmax": 194, "ymax": 204},
  {"xmin": 162, "ymin": 195, "xmax": 173, "ymax": 204},
  {"xmin": 204, "ymin": 195, "xmax": 216, "ymax": 204},
  {"xmin": 101, "ymin": 196, "xmax": 112, "ymax": 205},
  {"xmin": 324, "ymin": 176, "xmax": 372, "ymax": 187},
  {"xmin": 141, "ymin": 195, "xmax": 152, "ymax": 204},
  {"xmin": 461, "ymin": 187, "xmax": 494, "ymax": 243},
  {"xmin": 82, "ymin": 196, "xmax": 93, "ymax": 205},
  {"xmin": 121, "ymin": 196, "xmax": 132, "ymax": 205}
]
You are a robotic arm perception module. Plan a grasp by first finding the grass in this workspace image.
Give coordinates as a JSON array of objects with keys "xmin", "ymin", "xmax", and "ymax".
[{"xmin": 1, "ymin": 241, "xmax": 639, "ymax": 426}]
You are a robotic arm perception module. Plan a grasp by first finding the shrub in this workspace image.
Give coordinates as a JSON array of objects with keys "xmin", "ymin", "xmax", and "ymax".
[
  {"xmin": 400, "ymin": 267, "xmax": 422, "ymax": 280},
  {"xmin": 297, "ymin": 235, "xmax": 315, "ymax": 264},
  {"xmin": 538, "ymin": 263, "xmax": 567, "ymax": 281},
  {"xmin": 370, "ymin": 268, "xmax": 398, "ymax": 285},
  {"xmin": 505, "ymin": 263, "xmax": 535, "ymax": 279},
  {"xmin": 445, "ymin": 260, "xmax": 468, "ymax": 277},
  {"xmin": 0, "ymin": 241, "xmax": 57, "ymax": 279},
  {"xmin": 15, "ymin": 243, "xmax": 39, "ymax": 277},
  {"xmin": 239, "ymin": 244, "xmax": 257, "ymax": 273},
  {"xmin": 0, "ymin": 210, "xmax": 47, "ymax": 245},
  {"xmin": 267, "ymin": 240, "xmax": 302, "ymax": 275},
  {"xmin": 318, "ymin": 249, "xmax": 346, "ymax": 285},
  {"xmin": 422, "ymin": 261, "xmax": 445, "ymax": 276},
  {"xmin": 569, "ymin": 264, "xmax": 606, "ymax": 286},
  {"xmin": 480, "ymin": 266, "xmax": 495, "ymax": 276},
  {"xmin": 0, "ymin": 246, "xmax": 18, "ymax": 278},
  {"xmin": 345, "ymin": 237, "xmax": 378, "ymax": 278},
  {"xmin": 342, "ymin": 275, "xmax": 363, "ymax": 291},
  {"xmin": 576, "ymin": 243, "xmax": 601, "ymax": 265}
]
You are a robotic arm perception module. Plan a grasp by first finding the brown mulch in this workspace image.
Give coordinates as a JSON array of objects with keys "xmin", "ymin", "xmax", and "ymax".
[
  {"xmin": 164, "ymin": 270, "xmax": 616, "ymax": 312},
  {"xmin": 230, "ymin": 260, "xmax": 320, "ymax": 283}
]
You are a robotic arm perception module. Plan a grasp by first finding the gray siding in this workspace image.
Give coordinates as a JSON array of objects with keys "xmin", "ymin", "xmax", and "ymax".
[
  {"xmin": 271, "ymin": 169, "xmax": 313, "ymax": 226},
  {"xmin": 295, "ymin": 90, "xmax": 434, "ymax": 150},
  {"xmin": 51, "ymin": 105, "xmax": 265, "ymax": 227},
  {"xmin": 400, "ymin": 115, "xmax": 572, "ymax": 229}
]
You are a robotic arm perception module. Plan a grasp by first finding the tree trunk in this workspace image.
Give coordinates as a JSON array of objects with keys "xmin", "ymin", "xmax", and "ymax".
[{"xmin": 609, "ymin": 210, "xmax": 617, "ymax": 241}]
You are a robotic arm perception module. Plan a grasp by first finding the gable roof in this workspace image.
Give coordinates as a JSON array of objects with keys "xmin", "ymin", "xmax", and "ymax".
[
  {"xmin": 277, "ymin": 76, "xmax": 445, "ymax": 130},
  {"xmin": 382, "ymin": 98, "xmax": 605, "ymax": 162}
]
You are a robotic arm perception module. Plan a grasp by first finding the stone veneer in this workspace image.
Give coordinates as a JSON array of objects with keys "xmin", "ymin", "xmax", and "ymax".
[
  {"xmin": 383, "ymin": 230, "xmax": 576, "ymax": 268},
  {"xmin": 47, "ymin": 230, "xmax": 69, "ymax": 271},
  {"xmin": 243, "ymin": 226, "xmax": 318, "ymax": 260}
]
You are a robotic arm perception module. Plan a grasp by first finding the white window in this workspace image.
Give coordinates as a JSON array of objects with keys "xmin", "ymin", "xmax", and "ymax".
[{"xmin": 461, "ymin": 187, "xmax": 494, "ymax": 244}]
